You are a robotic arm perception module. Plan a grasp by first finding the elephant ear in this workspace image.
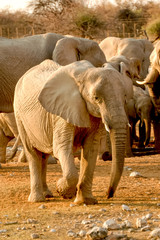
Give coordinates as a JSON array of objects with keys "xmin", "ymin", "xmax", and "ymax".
[
  {"xmin": 52, "ymin": 38, "xmax": 80, "ymax": 65},
  {"xmin": 38, "ymin": 61, "xmax": 93, "ymax": 128}
]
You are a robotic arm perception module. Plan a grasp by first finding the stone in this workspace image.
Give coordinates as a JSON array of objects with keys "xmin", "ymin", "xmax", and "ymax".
[
  {"xmin": 86, "ymin": 226, "xmax": 108, "ymax": 240},
  {"xmin": 122, "ymin": 204, "xmax": 130, "ymax": 211},
  {"xmin": 103, "ymin": 219, "xmax": 120, "ymax": 230},
  {"xmin": 149, "ymin": 228, "xmax": 160, "ymax": 238},
  {"xmin": 31, "ymin": 233, "xmax": 39, "ymax": 239},
  {"xmin": 129, "ymin": 171, "xmax": 142, "ymax": 177}
]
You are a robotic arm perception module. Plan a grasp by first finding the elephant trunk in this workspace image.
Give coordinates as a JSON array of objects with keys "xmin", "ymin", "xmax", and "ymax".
[{"xmin": 106, "ymin": 127, "xmax": 127, "ymax": 198}]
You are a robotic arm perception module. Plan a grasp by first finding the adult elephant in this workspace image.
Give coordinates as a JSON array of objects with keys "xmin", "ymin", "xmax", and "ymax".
[
  {"xmin": 137, "ymin": 40, "xmax": 160, "ymax": 150},
  {"xmin": 14, "ymin": 59, "xmax": 129, "ymax": 204},
  {"xmin": 0, "ymin": 33, "xmax": 106, "ymax": 113},
  {"xmin": 99, "ymin": 37, "xmax": 153, "ymax": 81}
]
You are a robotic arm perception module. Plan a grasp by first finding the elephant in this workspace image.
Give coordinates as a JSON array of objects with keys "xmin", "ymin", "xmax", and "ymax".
[
  {"xmin": 0, "ymin": 32, "xmax": 106, "ymax": 113},
  {"xmin": 0, "ymin": 112, "xmax": 26, "ymax": 163},
  {"xmin": 137, "ymin": 40, "xmax": 160, "ymax": 150},
  {"xmin": 99, "ymin": 37, "xmax": 153, "ymax": 81},
  {"xmin": 14, "ymin": 59, "xmax": 129, "ymax": 204},
  {"xmin": 127, "ymin": 86, "xmax": 153, "ymax": 148}
]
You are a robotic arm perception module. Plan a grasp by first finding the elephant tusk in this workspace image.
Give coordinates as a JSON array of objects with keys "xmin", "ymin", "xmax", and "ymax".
[
  {"xmin": 105, "ymin": 123, "xmax": 110, "ymax": 133},
  {"xmin": 128, "ymin": 123, "xmax": 131, "ymax": 128}
]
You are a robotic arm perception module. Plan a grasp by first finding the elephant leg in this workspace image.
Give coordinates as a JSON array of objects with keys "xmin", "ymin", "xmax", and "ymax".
[
  {"xmin": 41, "ymin": 153, "xmax": 53, "ymax": 198},
  {"xmin": 56, "ymin": 151, "xmax": 78, "ymax": 199},
  {"xmin": 74, "ymin": 132, "xmax": 99, "ymax": 205},
  {"xmin": 153, "ymin": 120, "xmax": 160, "ymax": 151},
  {"xmin": 26, "ymin": 148, "xmax": 45, "ymax": 202},
  {"xmin": 53, "ymin": 123, "xmax": 79, "ymax": 199},
  {"xmin": 125, "ymin": 125, "xmax": 134, "ymax": 157},
  {"xmin": 0, "ymin": 130, "xmax": 13, "ymax": 163}
]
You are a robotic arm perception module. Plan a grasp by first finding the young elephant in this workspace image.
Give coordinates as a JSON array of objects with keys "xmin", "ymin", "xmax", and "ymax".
[
  {"xmin": 127, "ymin": 86, "xmax": 153, "ymax": 148},
  {"xmin": 14, "ymin": 60, "xmax": 129, "ymax": 204}
]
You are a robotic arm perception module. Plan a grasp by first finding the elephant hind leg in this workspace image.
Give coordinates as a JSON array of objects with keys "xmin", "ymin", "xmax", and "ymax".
[{"xmin": 16, "ymin": 120, "xmax": 45, "ymax": 202}]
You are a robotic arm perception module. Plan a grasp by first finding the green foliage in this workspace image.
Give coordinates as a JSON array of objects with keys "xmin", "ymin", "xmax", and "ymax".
[
  {"xmin": 74, "ymin": 10, "xmax": 105, "ymax": 38},
  {"xmin": 146, "ymin": 18, "xmax": 160, "ymax": 39}
]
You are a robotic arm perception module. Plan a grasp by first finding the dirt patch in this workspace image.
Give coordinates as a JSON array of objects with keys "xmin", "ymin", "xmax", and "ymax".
[{"xmin": 0, "ymin": 152, "xmax": 160, "ymax": 240}]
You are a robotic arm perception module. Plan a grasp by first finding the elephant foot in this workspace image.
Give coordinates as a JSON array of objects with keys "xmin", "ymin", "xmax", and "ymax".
[
  {"xmin": 56, "ymin": 177, "xmax": 78, "ymax": 199},
  {"xmin": 106, "ymin": 187, "xmax": 114, "ymax": 199},
  {"xmin": 74, "ymin": 196, "xmax": 98, "ymax": 205},
  {"xmin": 28, "ymin": 192, "xmax": 45, "ymax": 202},
  {"xmin": 43, "ymin": 189, "xmax": 53, "ymax": 199}
]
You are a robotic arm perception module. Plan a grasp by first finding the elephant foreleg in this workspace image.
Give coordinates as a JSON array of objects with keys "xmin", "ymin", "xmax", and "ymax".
[
  {"xmin": 74, "ymin": 132, "xmax": 99, "ymax": 205},
  {"xmin": 41, "ymin": 153, "xmax": 53, "ymax": 198}
]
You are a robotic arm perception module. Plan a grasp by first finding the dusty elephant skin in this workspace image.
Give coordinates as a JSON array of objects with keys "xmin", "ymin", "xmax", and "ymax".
[
  {"xmin": 0, "ymin": 32, "xmax": 106, "ymax": 113},
  {"xmin": 14, "ymin": 60, "xmax": 128, "ymax": 204},
  {"xmin": 137, "ymin": 40, "xmax": 160, "ymax": 150}
]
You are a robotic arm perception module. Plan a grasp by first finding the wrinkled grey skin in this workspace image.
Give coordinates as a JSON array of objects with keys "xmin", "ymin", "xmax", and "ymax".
[
  {"xmin": 0, "ymin": 113, "xmax": 26, "ymax": 163},
  {"xmin": 14, "ymin": 60, "xmax": 128, "ymax": 204},
  {"xmin": 127, "ymin": 86, "xmax": 153, "ymax": 148},
  {"xmin": 0, "ymin": 33, "xmax": 106, "ymax": 113},
  {"xmin": 137, "ymin": 40, "xmax": 160, "ymax": 150},
  {"xmin": 99, "ymin": 37, "xmax": 153, "ymax": 81}
]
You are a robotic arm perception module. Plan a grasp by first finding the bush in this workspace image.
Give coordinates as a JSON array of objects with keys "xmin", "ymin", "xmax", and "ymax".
[{"xmin": 146, "ymin": 18, "xmax": 160, "ymax": 40}]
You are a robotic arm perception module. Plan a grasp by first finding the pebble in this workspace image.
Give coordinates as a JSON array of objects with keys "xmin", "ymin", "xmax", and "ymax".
[
  {"xmin": 0, "ymin": 229, "xmax": 7, "ymax": 233},
  {"xmin": 50, "ymin": 229, "xmax": 56, "ymax": 233},
  {"xmin": 136, "ymin": 218, "xmax": 147, "ymax": 228},
  {"xmin": 122, "ymin": 204, "xmax": 130, "ymax": 211},
  {"xmin": 103, "ymin": 219, "xmax": 120, "ymax": 230},
  {"xmin": 86, "ymin": 226, "xmax": 108, "ymax": 240},
  {"xmin": 129, "ymin": 171, "xmax": 142, "ymax": 177},
  {"xmin": 78, "ymin": 229, "xmax": 86, "ymax": 237},
  {"xmin": 31, "ymin": 233, "xmax": 40, "ymax": 239},
  {"xmin": 38, "ymin": 204, "xmax": 46, "ymax": 209},
  {"xmin": 67, "ymin": 230, "xmax": 77, "ymax": 237},
  {"xmin": 149, "ymin": 228, "xmax": 160, "ymax": 238}
]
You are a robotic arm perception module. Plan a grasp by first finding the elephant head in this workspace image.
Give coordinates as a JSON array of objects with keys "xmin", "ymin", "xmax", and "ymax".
[
  {"xmin": 52, "ymin": 37, "xmax": 106, "ymax": 67},
  {"xmin": 99, "ymin": 37, "xmax": 153, "ymax": 80},
  {"xmin": 39, "ymin": 60, "xmax": 129, "ymax": 199}
]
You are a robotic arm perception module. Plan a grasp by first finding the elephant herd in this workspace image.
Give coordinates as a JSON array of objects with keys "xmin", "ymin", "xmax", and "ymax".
[{"xmin": 0, "ymin": 33, "xmax": 160, "ymax": 204}]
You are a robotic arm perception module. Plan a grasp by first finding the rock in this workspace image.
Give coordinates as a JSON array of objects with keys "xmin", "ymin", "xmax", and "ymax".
[
  {"xmin": 67, "ymin": 230, "xmax": 77, "ymax": 237},
  {"xmin": 38, "ymin": 204, "xmax": 46, "ymax": 209},
  {"xmin": 82, "ymin": 220, "xmax": 92, "ymax": 225},
  {"xmin": 78, "ymin": 230, "xmax": 86, "ymax": 237},
  {"xmin": 129, "ymin": 171, "xmax": 142, "ymax": 177},
  {"xmin": 122, "ymin": 204, "xmax": 130, "ymax": 211},
  {"xmin": 143, "ymin": 213, "xmax": 153, "ymax": 220},
  {"xmin": 103, "ymin": 219, "xmax": 120, "ymax": 230},
  {"xmin": 149, "ymin": 228, "xmax": 160, "ymax": 238},
  {"xmin": 141, "ymin": 225, "xmax": 150, "ymax": 231},
  {"xmin": 86, "ymin": 226, "xmax": 108, "ymax": 240},
  {"xmin": 50, "ymin": 229, "xmax": 56, "ymax": 233},
  {"xmin": 0, "ymin": 229, "xmax": 7, "ymax": 233},
  {"xmin": 107, "ymin": 232, "xmax": 128, "ymax": 240},
  {"xmin": 31, "ymin": 233, "xmax": 40, "ymax": 239},
  {"xmin": 99, "ymin": 208, "xmax": 107, "ymax": 212},
  {"xmin": 136, "ymin": 218, "xmax": 147, "ymax": 228}
]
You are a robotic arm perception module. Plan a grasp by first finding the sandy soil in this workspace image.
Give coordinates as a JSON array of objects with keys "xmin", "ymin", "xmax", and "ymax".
[{"xmin": 0, "ymin": 149, "xmax": 160, "ymax": 240}]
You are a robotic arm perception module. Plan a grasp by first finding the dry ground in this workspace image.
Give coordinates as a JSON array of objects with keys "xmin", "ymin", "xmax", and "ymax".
[{"xmin": 0, "ymin": 148, "xmax": 160, "ymax": 240}]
